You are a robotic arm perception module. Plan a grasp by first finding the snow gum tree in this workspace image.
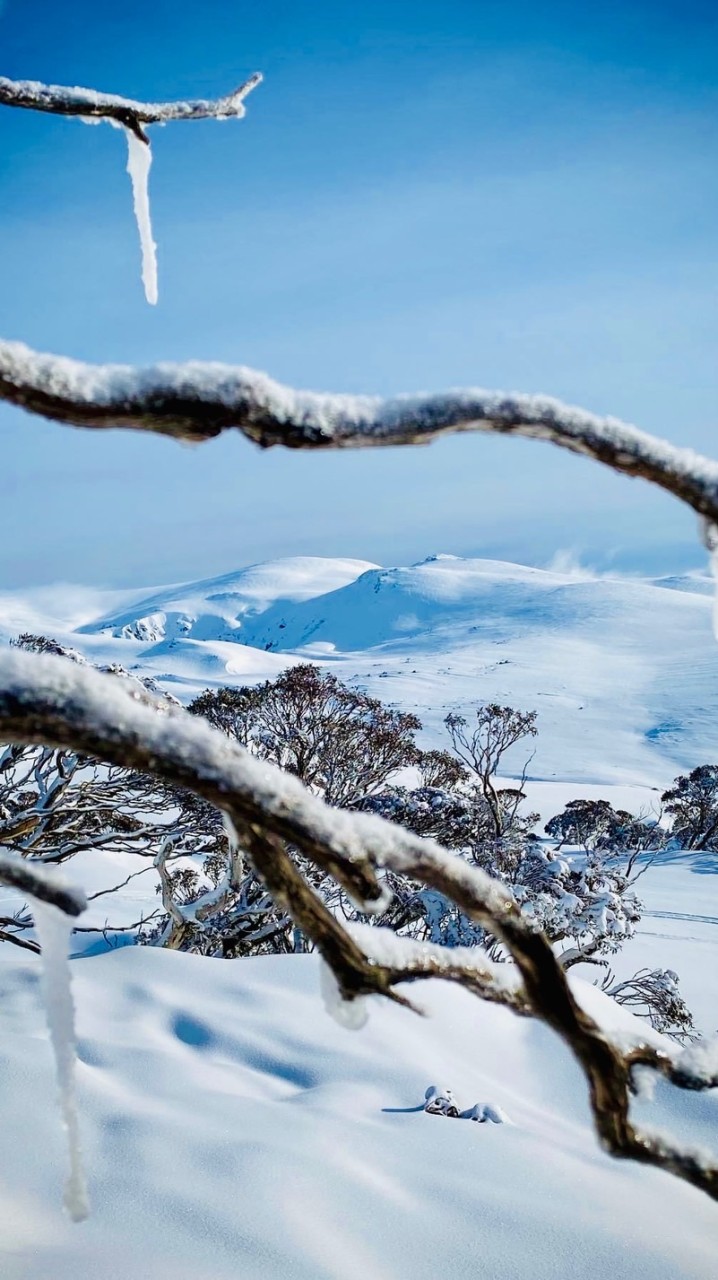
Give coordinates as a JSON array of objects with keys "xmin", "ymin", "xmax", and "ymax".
[
  {"xmin": 189, "ymin": 665, "xmax": 421, "ymax": 807},
  {"xmin": 358, "ymin": 703, "xmax": 653, "ymax": 986},
  {"xmin": 0, "ymin": 635, "xmax": 221, "ymax": 952},
  {"xmin": 661, "ymin": 765, "xmax": 718, "ymax": 852}
]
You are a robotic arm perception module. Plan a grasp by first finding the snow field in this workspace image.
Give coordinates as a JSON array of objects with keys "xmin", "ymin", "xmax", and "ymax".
[{"xmin": 1, "ymin": 948, "xmax": 717, "ymax": 1280}]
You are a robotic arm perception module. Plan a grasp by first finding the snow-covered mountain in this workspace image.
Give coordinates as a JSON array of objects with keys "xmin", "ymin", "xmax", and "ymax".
[
  {"xmin": 2, "ymin": 553, "xmax": 716, "ymax": 791},
  {"xmin": 2, "ymin": 555, "xmax": 718, "ymax": 1275}
]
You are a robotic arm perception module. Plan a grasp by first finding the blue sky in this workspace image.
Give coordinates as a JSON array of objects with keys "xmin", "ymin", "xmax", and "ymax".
[{"xmin": 1, "ymin": 0, "xmax": 717, "ymax": 588}]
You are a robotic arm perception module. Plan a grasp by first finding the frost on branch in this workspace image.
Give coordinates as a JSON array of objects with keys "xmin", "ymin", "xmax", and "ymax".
[
  {"xmin": 2, "ymin": 340, "xmax": 718, "ymax": 537},
  {"xmin": 320, "ymin": 959, "xmax": 369, "ymax": 1030},
  {"xmin": 0, "ymin": 849, "xmax": 86, "ymax": 917},
  {"xmin": 0, "ymin": 73, "xmax": 262, "ymax": 142},
  {"xmin": 674, "ymin": 1036, "xmax": 718, "ymax": 1088}
]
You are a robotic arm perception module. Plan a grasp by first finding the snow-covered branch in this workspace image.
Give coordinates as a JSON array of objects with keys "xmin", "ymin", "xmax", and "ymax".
[
  {"xmin": 0, "ymin": 648, "xmax": 716, "ymax": 1200},
  {"xmin": 0, "ymin": 73, "xmax": 262, "ymax": 143},
  {"xmin": 0, "ymin": 848, "xmax": 86, "ymax": 917},
  {"xmin": 2, "ymin": 341, "xmax": 718, "ymax": 525}
]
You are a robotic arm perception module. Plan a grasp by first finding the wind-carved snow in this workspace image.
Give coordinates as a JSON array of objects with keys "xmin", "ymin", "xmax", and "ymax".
[
  {"xmin": 124, "ymin": 129, "xmax": 158, "ymax": 306},
  {"xmin": 33, "ymin": 901, "xmax": 89, "ymax": 1223}
]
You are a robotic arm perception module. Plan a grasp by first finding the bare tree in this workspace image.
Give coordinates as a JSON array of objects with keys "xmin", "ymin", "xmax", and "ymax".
[
  {"xmin": 0, "ymin": 636, "xmax": 218, "ymax": 950},
  {"xmin": 603, "ymin": 968, "xmax": 696, "ymax": 1044},
  {"xmin": 1, "ymin": 73, "xmax": 717, "ymax": 1207},
  {"xmin": 189, "ymin": 666, "xmax": 421, "ymax": 807},
  {"xmin": 444, "ymin": 704, "xmax": 538, "ymax": 840},
  {"xmin": 359, "ymin": 752, "xmax": 644, "ymax": 974},
  {"xmin": 164, "ymin": 666, "xmax": 422, "ymax": 954}
]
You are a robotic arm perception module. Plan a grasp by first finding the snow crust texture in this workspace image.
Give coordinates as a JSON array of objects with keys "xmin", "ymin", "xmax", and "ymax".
[{"xmin": 0, "ymin": 949, "xmax": 715, "ymax": 1280}]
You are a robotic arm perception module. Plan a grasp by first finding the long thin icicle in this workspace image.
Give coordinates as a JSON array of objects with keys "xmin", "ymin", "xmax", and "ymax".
[
  {"xmin": 124, "ymin": 127, "xmax": 158, "ymax": 305},
  {"xmin": 34, "ymin": 901, "xmax": 89, "ymax": 1222}
]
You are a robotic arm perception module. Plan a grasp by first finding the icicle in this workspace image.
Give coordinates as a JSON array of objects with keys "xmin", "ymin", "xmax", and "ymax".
[
  {"xmin": 124, "ymin": 127, "xmax": 158, "ymax": 305},
  {"xmin": 703, "ymin": 521, "xmax": 718, "ymax": 642},
  {"xmin": 34, "ymin": 901, "xmax": 89, "ymax": 1222}
]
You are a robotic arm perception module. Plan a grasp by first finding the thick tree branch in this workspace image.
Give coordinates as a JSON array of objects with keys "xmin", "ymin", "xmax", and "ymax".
[
  {"xmin": 0, "ymin": 74, "xmax": 262, "ymax": 144},
  {"xmin": 0, "ymin": 649, "xmax": 715, "ymax": 1200},
  {"xmin": 0, "ymin": 924, "xmax": 41, "ymax": 954},
  {"xmin": 1, "ymin": 342, "xmax": 717, "ymax": 525},
  {"xmin": 0, "ymin": 848, "xmax": 85, "ymax": 917}
]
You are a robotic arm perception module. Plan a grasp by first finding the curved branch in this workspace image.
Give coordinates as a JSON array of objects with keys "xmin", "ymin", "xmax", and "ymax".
[
  {"xmin": 0, "ymin": 649, "xmax": 716, "ymax": 1200},
  {"xmin": 0, "ymin": 848, "xmax": 85, "ymax": 917},
  {"xmin": 1, "ymin": 341, "xmax": 717, "ymax": 524},
  {"xmin": 0, "ymin": 925, "xmax": 40, "ymax": 954},
  {"xmin": 0, "ymin": 74, "xmax": 262, "ymax": 144}
]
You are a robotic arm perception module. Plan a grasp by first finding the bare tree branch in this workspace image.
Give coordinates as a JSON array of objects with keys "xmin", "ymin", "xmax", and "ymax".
[
  {"xmin": 0, "ymin": 925, "xmax": 41, "ymax": 954},
  {"xmin": 0, "ymin": 648, "xmax": 715, "ymax": 1199},
  {"xmin": 0, "ymin": 74, "xmax": 262, "ymax": 144},
  {"xmin": 1, "ymin": 342, "xmax": 717, "ymax": 525},
  {"xmin": 85, "ymin": 866, "xmax": 153, "ymax": 901},
  {"xmin": 0, "ymin": 848, "xmax": 85, "ymax": 917},
  {"xmin": 628, "ymin": 1040, "xmax": 718, "ymax": 1093}
]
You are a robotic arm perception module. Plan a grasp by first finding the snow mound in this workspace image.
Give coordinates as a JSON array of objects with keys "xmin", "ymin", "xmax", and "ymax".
[{"xmin": 0, "ymin": 948, "xmax": 715, "ymax": 1279}]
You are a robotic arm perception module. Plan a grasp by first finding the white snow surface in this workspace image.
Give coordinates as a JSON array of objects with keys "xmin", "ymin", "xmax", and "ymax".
[{"xmin": 1, "ymin": 948, "xmax": 716, "ymax": 1280}]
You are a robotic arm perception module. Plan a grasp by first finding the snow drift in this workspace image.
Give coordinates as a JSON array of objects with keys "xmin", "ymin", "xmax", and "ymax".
[{"xmin": 1, "ymin": 948, "xmax": 716, "ymax": 1279}]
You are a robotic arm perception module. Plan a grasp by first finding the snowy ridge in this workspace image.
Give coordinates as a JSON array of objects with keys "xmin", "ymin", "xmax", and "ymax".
[
  {"xmin": 81, "ymin": 556, "xmax": 377, "ymax": 643},
  {"xmin": 4, "ymin": 553, "xmax": 716, "ymax": 790}
]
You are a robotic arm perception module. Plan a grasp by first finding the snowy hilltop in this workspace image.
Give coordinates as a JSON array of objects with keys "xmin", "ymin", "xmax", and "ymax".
[{"xmin": 2, "ymin": 553, "xmax": 716, "ymax": 791}]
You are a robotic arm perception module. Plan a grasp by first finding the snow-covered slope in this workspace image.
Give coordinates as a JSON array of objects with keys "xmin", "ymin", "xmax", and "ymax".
[
  {"xmin": 80, "ymin": 556, "xmax": 377, "ymax": 644},
  {"xmin": 1, "ymin": 556, "xmax": 717, "ymax": 1273},
  {"xmin": 1, "ymin": 948, "xmax": 716, "ymax": 1280},
  {"xmin": 2, "ymin": 554, "xmax": 717, "ymax": 790}
]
